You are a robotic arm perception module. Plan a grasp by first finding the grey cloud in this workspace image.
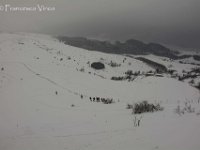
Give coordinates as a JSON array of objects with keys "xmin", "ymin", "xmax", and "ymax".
[{"xmin": 0, "ymin": 0, "xmax": 200, "ymax": 49}]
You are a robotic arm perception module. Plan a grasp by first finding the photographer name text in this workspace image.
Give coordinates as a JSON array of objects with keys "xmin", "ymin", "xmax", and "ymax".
[{"xmin": 0, "ymin": 4, "xmax": 56, "ymax": 12}]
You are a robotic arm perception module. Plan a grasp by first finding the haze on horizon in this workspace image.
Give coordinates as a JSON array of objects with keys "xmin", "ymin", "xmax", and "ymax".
[{"xmin": 0, "ymin": 0, "xmax": 200, "ymax": 50}]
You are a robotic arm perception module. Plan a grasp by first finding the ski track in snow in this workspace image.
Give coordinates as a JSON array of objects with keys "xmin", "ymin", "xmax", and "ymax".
[
  {"xmin": 22, "ymin": 62, "xmax": 84, "ymax": 97},
  {"xmin": 53, "ymin": 127, "xmax": 134, "ymax": 138}
]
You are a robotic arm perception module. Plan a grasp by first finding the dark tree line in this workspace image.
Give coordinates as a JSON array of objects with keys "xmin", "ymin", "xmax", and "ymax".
[{"xmin": 56, "ymin": 36, "xmax": 199, "ymax": 60}]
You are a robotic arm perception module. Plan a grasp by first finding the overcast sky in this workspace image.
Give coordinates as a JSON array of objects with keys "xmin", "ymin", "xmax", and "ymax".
[{"xmin": 0, "ymin": 0, "xmax": 200, "ymax": 49}]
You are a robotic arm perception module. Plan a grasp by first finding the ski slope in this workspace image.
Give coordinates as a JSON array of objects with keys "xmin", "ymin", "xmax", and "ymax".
[{"xmin": 0, "ymin": 33, "xmax": 200, "ymax": 150}]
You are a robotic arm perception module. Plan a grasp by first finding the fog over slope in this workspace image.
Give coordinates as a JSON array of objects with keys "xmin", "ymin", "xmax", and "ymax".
[{"xmin": 0, "ymin": 0, "xmax": 200, "ymax": 49}]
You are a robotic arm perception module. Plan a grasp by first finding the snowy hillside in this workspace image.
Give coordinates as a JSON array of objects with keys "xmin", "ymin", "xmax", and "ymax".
[{"xmin": 0, "ymin": 33, "xmax": 200, "ymax": 150}]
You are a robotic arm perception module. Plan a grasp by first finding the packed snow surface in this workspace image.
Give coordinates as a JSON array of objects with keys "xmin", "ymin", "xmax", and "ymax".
[{"xmin": 0, "ymin": 33, "xmax": 200, "ymax": 150}]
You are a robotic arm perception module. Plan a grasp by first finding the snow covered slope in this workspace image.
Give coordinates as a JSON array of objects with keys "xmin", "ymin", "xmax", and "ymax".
[{"xmin": 0, "ymin": 33, "xmax": 200, "ymax": 150}]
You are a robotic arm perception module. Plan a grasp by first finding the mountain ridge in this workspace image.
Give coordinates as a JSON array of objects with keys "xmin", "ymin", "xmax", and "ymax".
[{"xmin": 57, "ymin": 36, "xmax": 199, "ymax": 60}]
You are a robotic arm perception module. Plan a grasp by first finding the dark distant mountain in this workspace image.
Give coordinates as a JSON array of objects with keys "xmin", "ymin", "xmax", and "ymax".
[{"xmin": 57, "ymin": 36, "xmax": 196, "ymax": 60}]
